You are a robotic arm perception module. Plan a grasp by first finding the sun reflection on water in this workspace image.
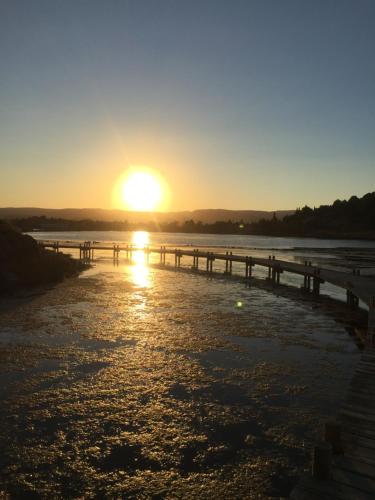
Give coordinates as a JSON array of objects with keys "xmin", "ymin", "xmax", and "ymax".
[
  {"xmin": 130, "ymin": 261, "xmax": 150, "ymax": 288},
  {"xmin": 132, "ymin": 231, "xmax": 149, "ymax": 248},
  {"xmin": 130, "ymin": 231, "xmax": 151, "ymax": 288}
]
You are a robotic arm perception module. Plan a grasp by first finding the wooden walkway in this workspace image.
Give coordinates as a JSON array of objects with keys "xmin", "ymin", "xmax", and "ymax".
[
  {"xmin": 41, "ymin": 241, "xmax": 375, "ymax": 337},
  {"xmin": 290, "ymin": 349, "xmax": 375, "ymax": 499}
]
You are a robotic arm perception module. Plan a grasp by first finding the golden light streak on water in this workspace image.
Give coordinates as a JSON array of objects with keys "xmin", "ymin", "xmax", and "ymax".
[
  {"xmin": 129, "ymin": 231, "xmax": 151, "ymax": 288},
  {"xmin": 130, "ymin": 261, "xmax": 150, "ymax": 288},
  {"xmin": 132, "ymin": 231, "xmax": 149, "ymax": 248}
]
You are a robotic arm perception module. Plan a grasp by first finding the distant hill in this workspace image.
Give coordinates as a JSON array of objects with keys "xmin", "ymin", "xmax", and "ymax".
[
  {"xmin": 3, "ymin": 194, "xmax": 374, "ymax": 239},
  {"xmin": 0, "ymin": 207, "xmax": 293, "ymax": 224}
]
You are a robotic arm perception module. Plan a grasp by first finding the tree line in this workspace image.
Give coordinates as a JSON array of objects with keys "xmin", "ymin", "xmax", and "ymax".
[{"xmin": 8, "ymin": 192, "xmax": 375, "ymax": 239}]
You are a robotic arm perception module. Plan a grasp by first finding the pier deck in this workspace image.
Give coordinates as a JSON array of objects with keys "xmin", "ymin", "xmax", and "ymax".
[
  {"xmin": 41, "ymin": 241, "xmax": 375, "ymax": 308},
  {"xmin": 290, "ymin": 350, "xmax": 375, "ymax": 499}
]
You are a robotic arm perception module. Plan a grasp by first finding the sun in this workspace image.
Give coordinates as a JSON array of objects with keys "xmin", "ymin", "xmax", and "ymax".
[
  {"xmin": 112, "ymin": 167, "xmax": 169, "ymax": 211},
  {"xmin": 115, "ymin": 169, "xmax": 167, "ymax": 211},
  {"xmin": 122, "ymin": 171, "xmax": 162, "ymax": 211}
]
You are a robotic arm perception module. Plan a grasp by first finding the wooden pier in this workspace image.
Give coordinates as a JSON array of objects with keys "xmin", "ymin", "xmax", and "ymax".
[
  {"xmin": 41, "ymin": 240, "xmax": 375, "ymax": 340},
  {"xmin": 290, "ymin": 350, "xmax": 375, "ymax": 499},
  {"xmin": 41, "ymin": 240, "xmax": 375, "ymax": 497}
]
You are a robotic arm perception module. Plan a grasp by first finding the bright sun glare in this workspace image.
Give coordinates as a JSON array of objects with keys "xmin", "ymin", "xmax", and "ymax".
[
  {"xmin": 122, "ymin": 171, "xmax": 163, "ymax": 211},
  {"xmin": 132, "ymin": 230, "xmax": 149, "ymax": 249}
]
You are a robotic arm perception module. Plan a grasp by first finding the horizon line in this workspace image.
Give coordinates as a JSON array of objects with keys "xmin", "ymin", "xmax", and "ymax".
[{"xmin": 0, "ymin": 206, "xmax": 295, "ymax": 213}]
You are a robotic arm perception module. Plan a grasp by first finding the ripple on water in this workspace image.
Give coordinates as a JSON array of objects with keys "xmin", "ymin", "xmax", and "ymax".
[{"xmin": 0, "ymin": 260, "xmax": 361, "ymax": 498}]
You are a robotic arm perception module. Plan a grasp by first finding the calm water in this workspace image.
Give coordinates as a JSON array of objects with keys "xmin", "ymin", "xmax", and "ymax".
[
  {"xmin": 30, "ymin": 230, "xmax": 375, "ymax": 251},
  {"xmin": 0, "ymin": 232, "xmax": 372, "ymax": 498}
]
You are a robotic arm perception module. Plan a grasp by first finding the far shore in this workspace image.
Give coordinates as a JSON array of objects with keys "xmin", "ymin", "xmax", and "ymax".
[{"xmin": 26, "ymin": 228, "xmax": 375, "ymax": 242}]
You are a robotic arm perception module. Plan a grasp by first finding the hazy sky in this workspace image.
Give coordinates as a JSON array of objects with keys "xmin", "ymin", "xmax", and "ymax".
[{"xmin": 1, "ymin": 0, "xmax": 374, "ymax": 211}]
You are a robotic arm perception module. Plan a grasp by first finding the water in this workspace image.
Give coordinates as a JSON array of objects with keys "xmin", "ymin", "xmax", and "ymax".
[
  {"xmin": 0, "ymin": 232, "xmax": 372, "ymax": 498},
  {"xmin": 30, "ymin": 230, "xmax": 375, "ymax": 250}
]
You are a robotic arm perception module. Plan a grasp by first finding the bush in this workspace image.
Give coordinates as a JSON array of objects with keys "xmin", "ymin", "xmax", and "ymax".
[{"xmin": 0, "ymin": 220, "xmax": 85, "ymax": 293}]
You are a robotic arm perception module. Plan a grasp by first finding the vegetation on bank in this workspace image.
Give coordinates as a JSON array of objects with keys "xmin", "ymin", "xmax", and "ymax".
[
  {"xmin": 6, "ymin": 192, "xmax": 375, "ymax": 240},
  {"xmin": 250, "ymin": 192, "xmax": 375, "ymax": 239},
  {"xmin": 0, "ymin": 221, "xmax": 86, "ymax": 293}
]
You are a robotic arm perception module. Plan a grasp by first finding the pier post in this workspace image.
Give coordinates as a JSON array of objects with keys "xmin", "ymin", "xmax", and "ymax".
[
  {"xmin": 304, "ymin": 275, "xmax": 311, "ymax": 292},
  {"xmin": 270, "ymin": 257, "xmax": 277, "ymax": 285},
  {"xmin": 367, "ymin": 297, "xmax": 375, "ymax": 348},
  {"xmin": 313, "ymin": 277, "xmax": 320, "ymax": 295},
  {"xmin": 268, "ymin": 256, "xmax": 272, "ymax": 280},
  {"xmin": 312, "ymin": 442, "xmax": 332, "ymax": 480},
  {"xmin": 324, "ymin": 420, "xmax": 343, "ymax": 455},
  {"xmin": 193, "ymin": 249, "xmax": 199, "ymax": 270},
  {"xmin": 302, "ymin": 261, "xmax": 311, "ymax": 292},
  {"xmin": 206, "ymin": 252, "xmax": 214, "ymax": 273},
  {"xmin": 346, "ymin": 289, "xmax": 359, "ymax": 309},
  {"xmin": 229, "ymin": 252, "xmax": 233, "ymax": 275},
  {"xmin": 271, "ymin": 266, "xmax": 276, "ymax": 286},
  {"xmin": 313, "ymin": 269, "xmax": 321, "ymax": 296},
  {"xmin": 160, "ymin": 246, "xmax": 163, "ymax": 264},
  {"xmin": 113, "ymin": 244, "xmax": 119, "ymax": 262},
  {"xmin": 174, "ymin": 249, "xmax": 177, "ymax": 268},
  {"xmin": 245, "ymin": 257, "xmax": 252, "ymax": 286},
  {"xmin": 307, "ymin": 263, "xmax": 311, "ymax": 290},
  {"xmin": 225, "ymin": 252, "xmax": 229, "ymax": 274}
]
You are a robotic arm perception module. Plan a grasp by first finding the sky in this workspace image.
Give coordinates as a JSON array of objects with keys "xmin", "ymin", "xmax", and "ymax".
[{"xmin": 1, "ymin": 0, "xmax": 374, "ymax": 211}]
